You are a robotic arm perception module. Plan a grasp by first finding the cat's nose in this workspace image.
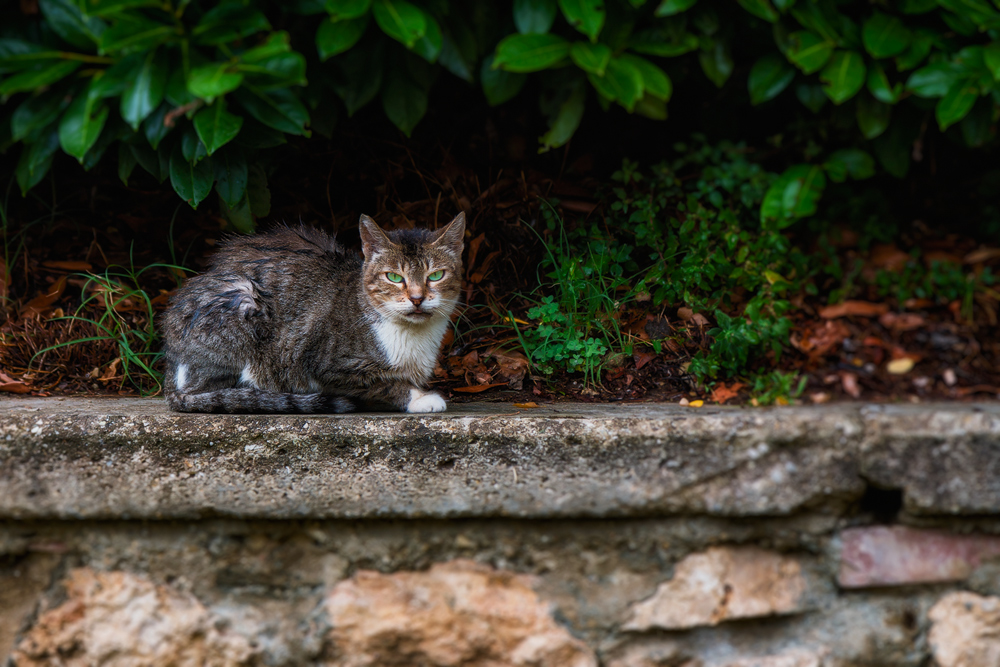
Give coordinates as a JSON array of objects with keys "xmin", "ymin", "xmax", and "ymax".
[{"xmin": 409, "ymin": 295, "xmax": 424, "ymax": 307}]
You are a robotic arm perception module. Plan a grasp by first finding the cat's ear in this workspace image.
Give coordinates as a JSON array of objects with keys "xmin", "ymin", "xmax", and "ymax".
[
  {"xmin": 359, "ymin": 215, "xmax": 391, "ymax": 258},
  {"xmin": 432, "ymin": 211, "xmax": 465, "ymax": 256}
]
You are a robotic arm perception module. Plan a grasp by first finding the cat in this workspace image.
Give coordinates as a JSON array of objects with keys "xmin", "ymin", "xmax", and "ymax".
[{"xmin": 161, "ymin": 212, "xmax": 464, "ymax": 414}]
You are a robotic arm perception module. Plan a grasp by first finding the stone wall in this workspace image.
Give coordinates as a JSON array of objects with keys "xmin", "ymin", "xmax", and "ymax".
[{"xmin": 3, "ymin": 398, "xmax": 1000, "ymax": 666}]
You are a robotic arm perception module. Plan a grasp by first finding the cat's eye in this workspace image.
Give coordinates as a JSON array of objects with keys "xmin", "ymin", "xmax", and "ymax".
[
  {"xmin": 386, "ymin": 272, "xmax": 404, "ymax": 284},
  {"xmin": 427, "ymin": 270, "xmax": 444, "ymax": 281}
]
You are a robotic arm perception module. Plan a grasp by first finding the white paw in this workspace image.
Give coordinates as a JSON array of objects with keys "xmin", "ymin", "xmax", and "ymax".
[{"xmin": 407, "ymin": 389, "xmax": 447, "ymax": 413}]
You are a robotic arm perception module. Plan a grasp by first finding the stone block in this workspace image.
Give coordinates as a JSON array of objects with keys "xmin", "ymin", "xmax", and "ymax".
[
  {"xmin": 838, "ymin": 526, "xmax": 1000, "ymax": 588},
  {"xmin": 716, "ymin": 650, "xmax": 826, "ymax": 667},
  {"xmin": 623, "ymin": 547, "xmax": 810, "ymax": 631},
  {"xmin": 321, "ymin": 559, "xmax": 597, "ymax": 667},
  {"xmin": 928, "ymin": 591, "xmax": 1000, "ymax": 667},
  {"xmin": 11, "ymin": 568, "xmax": 254, "ymax": 666}
]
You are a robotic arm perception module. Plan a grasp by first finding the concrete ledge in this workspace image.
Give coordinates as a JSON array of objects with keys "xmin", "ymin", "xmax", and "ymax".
[{"xmin": 1, "ymin": 397, "xmax": 997, "ymax": 520}]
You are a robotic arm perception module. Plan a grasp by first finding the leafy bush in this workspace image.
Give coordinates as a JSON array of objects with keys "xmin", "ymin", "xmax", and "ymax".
[{"xmin": 2, "ymin": 0, "xmax": 999, "ymax": 231}]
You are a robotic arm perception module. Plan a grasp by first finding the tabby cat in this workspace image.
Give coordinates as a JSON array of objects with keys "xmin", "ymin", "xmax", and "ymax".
[{"xmin": 162, "ymin": 212, "xmax": 464, "ymax": 413}]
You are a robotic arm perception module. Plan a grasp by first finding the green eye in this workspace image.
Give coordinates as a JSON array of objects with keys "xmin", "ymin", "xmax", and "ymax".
[
  {"xmin": 427, "ymin": 270, "xmax": 444, "ymax": 281},
  {"xmin": 386, "ymin": 272, "xmax": 404, "ymax": 283}
]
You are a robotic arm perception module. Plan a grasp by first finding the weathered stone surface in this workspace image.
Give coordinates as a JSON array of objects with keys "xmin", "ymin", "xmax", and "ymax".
[
  {"xmin": 321, "ymin": 559, "xmax": 596, "ymax": 667},
  {"xmin": 717, "ymin": 650, "xmax": 826, "ymax": 667},
  {"xmin": 839, "ymin": 526, "xmax": 1000, "ymax": 588},
  {"xmin": 12, "ymin": 568, "xmax": 254, "ymax": 666},
  {"xmin": 0, "ymin": 553, "xmax": 58, "ymax": 661},
  {"xmin": 624, "ymin": 547, "xmax": 810, "ymax": 631},
  {"xmin": 860, "ymin": 404, "xmax": 1000, "ymax": 515},
  {"xmin": 928, "ymin": 591, "xmax": 1000, "ymax": 667},
  {"xmin": 0, "ymin": 397, "xmax": 877, "ymax": 520}
]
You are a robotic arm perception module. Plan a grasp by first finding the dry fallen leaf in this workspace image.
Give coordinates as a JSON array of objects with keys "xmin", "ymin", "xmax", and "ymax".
[
  {"xmin": 840, "ymin": 371, "xmax": 861, "ymax": 399},
  {"xmin": 20, "ymin": 276, "xmax": 67, "ymax": 318},
  {"xmin": 879, "ymin": 312, "xmax": 926, "ymax": 333},
  {"xmin": 633, "ymin": 349, "xmax": 656, "ymax": 370},
  {"xmin": 513, "ymin": 402, "xmax": 539, "ymax": 408},
  {"xmin": 42, "ymin": 260, "xmax": 93, "ymax": 271},
  {"xmin": 791, "ymin": 320, "xmax": 850, "ymax": 359},
  {"xmin": 819, "ymin": 300, "xmax": 890, "ymax": 319},
  {"xmin": 965, "ymin": 247, "xmax": 1000, "ymax": 264},
  {"xmin": 0, "ymin": 371, "xmax": 32, "ymax": 394},
  {"xmin": 452, "ymin": 383, "xmax": 508, "ymax": 393},
  {"xmin": 887, "ymin": 357, "xmax": 915, "ymax": 375},
  {"xmin": 688, "ymin": 400, "xmax": 704, "ymax": 407},
  {"xmin": 710, "ymin": 382, "xmax": 744, "ymax": 404}
]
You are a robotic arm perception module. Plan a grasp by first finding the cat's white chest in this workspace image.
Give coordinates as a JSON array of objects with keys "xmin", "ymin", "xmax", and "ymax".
[{"xmin": 373, "ymin": 317, "xmax": 448, "ymax": 382}]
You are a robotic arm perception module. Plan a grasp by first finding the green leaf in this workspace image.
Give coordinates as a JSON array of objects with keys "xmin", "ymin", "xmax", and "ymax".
[
  {"xmin": 619, "ymin": 53, "xmax": 671, "ymax": 101},
  {"xmin": 235, "ymin": 86, "xmax": 310, "ymax": 135},
  {"xmin": 240, "ymin": 52, "xmax": 307, "ymax": 89},
  {"xmin": 866, "ymin": 61, "xmax": 902, "ymax": 103},
  {"xmin": 118, "ymin": 141, "xmax": 136, "ymax": 185},
  {"xmin": 936, "ymin": 79, "xmax": 978, "ymax": 130},
  {"xmin": 16, "ymin": 126, "xmax": 59, "ymax": 195},
  {"xmin": 331, "ymin": 43, "xmax": 383, "ymax": 114},
  {"xmin": 796, "ymin": 83, "xmax": 827, "ymax": 112},
  {"xmin": 824, "ymin": 148, "xmax": 875, "ymax": 182},
  {"xmin": 142, "ymin": 102, "xmax": 173, "ymax": 150},
  {"xmin": 872, "ymin": 121, "xmax": 912, "ymax": 178},
  {"xmin": 87, "ymin": 52, "xmax": 141, "ymax": 101},
  {"xmin": 785, "ymin": 31, "xmax": 833, "ymax": 74},
  {"xmin": 895, "ymin": 27, "xmax": 935, "ymax": 71},
  {"xmin": 906, "ymin": 62, "xmax": 962, "ymax": 98},
  {"xmin": 82, "ymin": 113, "xmax": 128, "ymax": 170},
  {"xmin": 438, "ymin": 25, "xmax": 475, "ymax": 81},
  {"xmin": 99, "ymin": 14, "xmax": 174, "ymax": 54},
  {"xmin": 317, "ymin": 15, "xmax": 369, "ymax": 60},
  {"xmin": 372, "ymin": 0, "xmax": 426, "ymax": 49},
  {"xmin": 58, "ymin": 93, "xmax": 108, "ymax": 161},
  {"xmin": 493, "ymin": 33, "xmax": 571, "ymax": 72},
  {"xmin": 181, "ymin": 126, "xmax": 207, "ymax": 164},
  {"xmin": 655, "ymin": 0, "xmax": 697, "ymax": 16},
  {"xmin": 856, "ymin": 94, "xmax": 891, "ymax": 139},
  {"xmin": 193, "ymin": 98, "xmax": 243, "ymax": 155},
  {"xmin": 900, "ymin": 0, "xmax": 936, "ymax": 13},
  {"xmin": 12, "ymin": 89, "xmax": 67, "ymax": 142},
  {"xmin": 630, "ymin": 29, "xmax": 699, "ymax": 57},
  {"xmin": 187, "ymin": 62, "xmax": 244, "ymax": 101},
  {"xmin": 39, "ymin": 0, "xmax": 105, "ymax": 49},
  {"xmin": 241, "ymin": 32, "xmax": 293, "ymax": 63},
  {"xmin": 166, "ymin": 64, "xmax": 196, "ymax": 107},
  {"xmin": 559, "ymin": 0, "xmax": 605, "ymax": 42},
  {"xmin": 381, "ymin": 63, "xmax": 428, "ymax": 136},
  {"xmin": 748, "ymin": 53, "xmax": 794, "ymax": 104},
  {"xmin": 80, "ymin": 0, "xmax": 159, "ymax": 16},
  {"xmin": 588, "ymin": 56, "xmax": 644, "ymax": 111},
  {"xmin": 192, "ymin": 5, "xmax": 270, "ymax": 46},
  {"xmin": 412, "ymin": 14, "xmax": 442, "ymax": 62},
  {"xmin": 234, "ymin": 118, "xmax": 286, "ymax": 148},
  {"xmin": 539, "ymin": 82, "xmax": 585, "ymax": 151},
  {"xmin": 984, "ymin": 41, "xmax": 1000, "ymax": 80},
  {"xmin": 129, "ymin": 138, "xmax": 167, "ymax": 182},
  {"xmin": 760, "ymin": 164, "xmax": 826, "ymax": 229},
  {"xmin": 169, "ymin": 144, "xmax": 214, "ymax": 209},
  {"xmin": 219, "ymin": 191, "xmax": 255, "ymax": 234},
  {"xmin": 481, "ymin": 54, "xmax": 527, "ymax": 105},
  {"xmin": 570, "ymin": 41, "xmax": 611, "ymax": 75},
  {"xmin": 862, "ymin": 12, "xmax": 911, "ymax": 59},
  {"xmin": 820, "ymin": 50, "xmax": 866, "ymax": 105},
  {"xmin": 325, "ymin": 0, "xmax": 372, "ymax": 21},
  {"xmin": 960, "ymin": 98, "xmax": 993, "ymax": 147},
  {"xmin": 515, "ymin": 0, "xmax": 558, "ymax": 34},
  {"xmin": 213, "ymin": 144, "xmax": 248, "ymax": 208},
  {"xmin": 736, "ymin": 0, "xmax": 778, "ymax": 23},
  {"xmin": 247, "ymin": 162, "xmax": 271, "ymax": 217},
  {"xmin": 121, "ymin": 48, "xmax": 167, "ymax": 130},
  {"xmin": 0, "ymin": 59, "xmax": 81, "ymax": 95},
  {"xmin": 634, "ymin": 95, "xmax": 667, "ymax": 119},
  {"xmin": 699, "ymin": 39, "xmax": 733, "ymax": 88}
]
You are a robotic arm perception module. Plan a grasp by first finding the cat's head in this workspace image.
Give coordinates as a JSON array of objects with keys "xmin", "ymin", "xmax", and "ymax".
[{"xmin": 359, "ymin": 212, "xmax": 465, "ymax": 325}]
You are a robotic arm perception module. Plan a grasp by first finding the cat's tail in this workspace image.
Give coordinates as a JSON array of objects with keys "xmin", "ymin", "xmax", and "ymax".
[{"xmin": 166, "ymin": 389, "xmax": 354, "ymax": 414}]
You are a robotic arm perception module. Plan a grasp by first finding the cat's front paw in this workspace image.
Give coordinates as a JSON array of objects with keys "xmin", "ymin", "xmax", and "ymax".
[{"xmin": 407, "ymin": 388, "xmax": 446, "ymax": 413}]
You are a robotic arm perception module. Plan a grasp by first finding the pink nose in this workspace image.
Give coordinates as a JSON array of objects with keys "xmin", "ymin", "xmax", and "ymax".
[{"xmin": 409, "ymin": 295, "xmax": 424, "ymax": 306}]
